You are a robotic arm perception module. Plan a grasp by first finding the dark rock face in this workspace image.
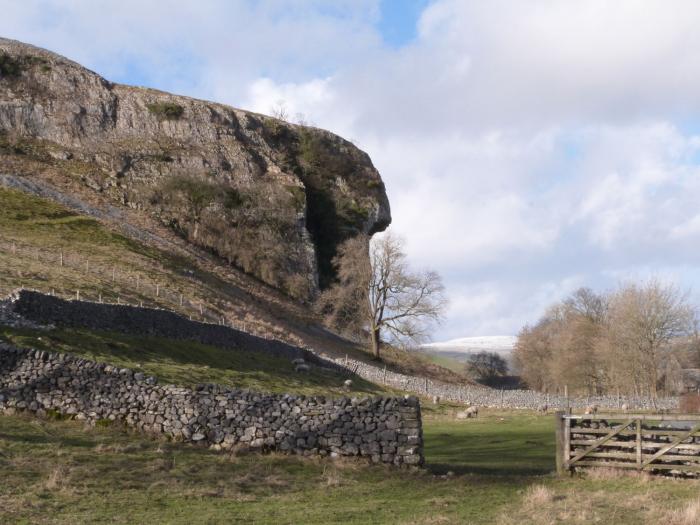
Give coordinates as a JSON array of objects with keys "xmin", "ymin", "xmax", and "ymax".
[
  {"xmin": 0, "ymin": 38, "xmax": 391, "ymax": 296},
  {"xmin": 0, "ymin": 344, "xmax": 423, "ymax": 466}
]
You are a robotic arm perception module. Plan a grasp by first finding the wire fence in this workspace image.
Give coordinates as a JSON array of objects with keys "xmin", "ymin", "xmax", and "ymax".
[{"xmin": 0, "ymin": 236, "xmax": 259, "ymax": 334}]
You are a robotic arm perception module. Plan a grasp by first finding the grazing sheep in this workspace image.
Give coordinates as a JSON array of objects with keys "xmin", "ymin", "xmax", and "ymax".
[
  {"xmin": 537, "ymin": 404, "xmax": 548, "ymax": 414},
  {"xmin": 465, "ymin": 406, "xmax": 479, "ymax": 418},
  {"xmin": 432, "ymin": 395, "xmax": 441, "ymax": 405},
  {"xmin": 584, "ymin": 405, "xmax": 598, "ymax": 415},
  {"xmin": 295, "ymin": 363, "xmax": 310, "ymax": 373},
  {"xmin": 343, "ymin": 379, "xmax": 353, "ymax": 389},
  {"xmin": 621, "ymin": 403, "xmax": 629, "ymax": 412}
]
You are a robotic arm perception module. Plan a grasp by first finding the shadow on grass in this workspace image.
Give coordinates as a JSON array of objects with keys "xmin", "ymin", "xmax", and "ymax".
[{"xmin": 0, "ymin": 326, "xmax": 384, "ymax": 396}]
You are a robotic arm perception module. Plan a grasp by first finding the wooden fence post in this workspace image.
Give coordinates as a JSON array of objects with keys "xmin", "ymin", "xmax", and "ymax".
[
  {"xmin": 636, "ymin": 418, "xmax": 642, "ymax": 469},
  {"xmin": 555, "ymin": 411, "xmax": 569, "ymax": 476}
]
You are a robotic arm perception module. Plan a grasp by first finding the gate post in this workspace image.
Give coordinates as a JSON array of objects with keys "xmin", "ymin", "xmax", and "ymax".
[{"xmin": 555, "ymin": 411, "xmax": 568, "ymax": 476}]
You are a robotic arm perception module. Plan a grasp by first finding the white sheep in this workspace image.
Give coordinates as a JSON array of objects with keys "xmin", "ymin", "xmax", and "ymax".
[
  {"xmin": 621, "ymin": 403, "xmax": 629, "ymax": 412},
  {"xmin": 343, "ymin": 379, "xmax": 353, "ymax": 389},
  {"xmin": 465, "ymin": 405, "xmax": 479, "ymax": 418},
  {"xmin": 584, "ymin": 404, "xmax": 598, "ymax": 415},
  {"xmin": 432, "ymin": 395, "xmax": 440, "ymax": 405},
  {"xmin": 537, "ymin": 404, "xmax": 548, "ymax": 414}
]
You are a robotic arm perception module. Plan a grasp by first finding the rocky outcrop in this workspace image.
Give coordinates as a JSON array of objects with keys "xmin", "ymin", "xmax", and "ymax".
[
  {"xmin": 0, "ymin": 38, "xmax": 391, "ymax": 296},
  {"xmin": 0, "ymin": 343, "xmax": 424, "ymax": 466}
]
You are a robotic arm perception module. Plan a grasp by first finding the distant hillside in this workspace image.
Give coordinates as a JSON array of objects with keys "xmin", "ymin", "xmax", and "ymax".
[{"xmin": 422, "ymin": 336, "xmax": 516, "ymax": 358}]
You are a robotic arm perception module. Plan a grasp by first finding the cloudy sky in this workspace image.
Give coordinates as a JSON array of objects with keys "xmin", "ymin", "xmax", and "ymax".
[{"xmin": 3, "ymin": 0, "xmax": 700, "ymax": 341}]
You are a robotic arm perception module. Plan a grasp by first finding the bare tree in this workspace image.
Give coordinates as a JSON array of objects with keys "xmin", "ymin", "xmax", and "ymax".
[
  {"xmin": 318, "ymin": 232, "xmax": 447, "ymax": 359},
  {"xmin": 605, "ymin": 279, "xmax": 695, "ymax": 400},
  {"xmin": 514, "ymin": 280, "xmax": 696, "ymax": 398},
  {"xmin": 270, "ymin": 100, "xmax": 289, "ymax": 121}
]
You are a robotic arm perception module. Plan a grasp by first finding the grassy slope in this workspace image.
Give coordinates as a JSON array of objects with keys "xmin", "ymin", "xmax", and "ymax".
[
  {"xmin": 420, "ymin": 351, "xmax": 467, "ymax": 375},
  {"xmin": 1, "ymin": 410, "xmax": 699, "ymax": 524},
  {"xmin": 0, "ymin": 184, "xmax": 466, "ymax": 384},
  {"xmin": 0, "ymin": 326, "xmax": 390, "ymax": 398}
]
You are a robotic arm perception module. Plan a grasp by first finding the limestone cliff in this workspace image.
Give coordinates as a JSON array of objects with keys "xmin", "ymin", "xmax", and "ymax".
[{"xmin": 0, "ymin": 38, "xmax": 390, "ymax": 297}]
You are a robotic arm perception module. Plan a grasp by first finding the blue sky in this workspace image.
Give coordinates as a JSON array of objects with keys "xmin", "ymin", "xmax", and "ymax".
[
  {"xmin": 378, "ymin": 0, "xmax": 429, "ymax": 47},
  {"xmin": 3, "ymin": 0, "xmax": 700, "ymax": 342}
]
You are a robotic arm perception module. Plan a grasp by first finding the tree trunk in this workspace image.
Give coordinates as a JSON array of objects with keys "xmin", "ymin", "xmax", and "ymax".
[{"xmin": 370, "ymin": 328, "xmax": 381, "ymax": 359}]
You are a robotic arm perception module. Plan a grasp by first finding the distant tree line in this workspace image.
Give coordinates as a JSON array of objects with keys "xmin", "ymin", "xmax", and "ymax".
[{"xmin": 513, "ymin": 280, "xmax": 699, "ymax": 399}]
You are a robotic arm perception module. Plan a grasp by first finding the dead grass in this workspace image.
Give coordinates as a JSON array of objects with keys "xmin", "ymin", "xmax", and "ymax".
[
  {"xmin": 44, "ymin": 465, "xmax": 68, "ymax": 491},
  {"xmin": 522, "ymin": 484, "xmax": 554, "ymax": 509},
  {"xmin": 584, "ymin": 467, "xmax": 653, "ymax": 482},
  {"xmin": 666, "ymin": 499, "xmax": 700, "ymax": 525}
]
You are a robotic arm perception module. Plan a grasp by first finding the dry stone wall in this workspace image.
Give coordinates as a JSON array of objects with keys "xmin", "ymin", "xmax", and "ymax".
[
  {"xmin": 4, "ymin": 290, "xmax": 678, "ymax": 411},
  {"xmin": 11, "ymin": 290, "xmax": 318, "ymax": 363},
  {"xmin": 0, "ymin": 343, "xmax": 423, "ymax": 466},
  {"xmin": 328, "ymin": 356, "xmax": 679, "ymax": 411}
]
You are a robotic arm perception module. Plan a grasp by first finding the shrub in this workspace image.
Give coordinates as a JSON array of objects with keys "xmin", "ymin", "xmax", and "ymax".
[
  {"xmin": 0, "ymin": 53, "xmax": 23, "ymax": 77},
  {"xmin": 146, "ymin": 102, "xmax": 185, "ymax": 120},
  {"xmin": 366, "ymin": 180, "xmax": 382, "ymax": 190}
]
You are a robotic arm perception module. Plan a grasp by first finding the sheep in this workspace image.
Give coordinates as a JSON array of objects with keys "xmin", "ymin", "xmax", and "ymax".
[
  {"xmin": 295, "ymin": 363, "xmax": 310, "ymax": 373},
  {"xmin": 343, "ymin": 379, "xmax": 353, "ymax": 389},
  {"xmin": 621, "ymin": 403, "xmax": 629, "ymax": 412},
  {"xmin": 537, "ymin": 404, "xmax": 548, "ymax": 414},
  {"xmin": 455, "ymin": 411, "xmax": 469, "ymax": 420},
  {"xmin": 432, "ymin": 395, "xmax": 441, "ymax": 405},
  {"xmin": 465, "ymin": 405, "xmax": 479, "ymax": 418},
  {"xmin": 584, "ymin": 404, "xmax": 598, "ymax": 415}
]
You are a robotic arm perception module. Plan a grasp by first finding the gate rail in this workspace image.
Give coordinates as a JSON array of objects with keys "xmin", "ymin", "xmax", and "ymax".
[{"xmin": 556, "ymin": 412, "xmax": 700, "ymax": 476}]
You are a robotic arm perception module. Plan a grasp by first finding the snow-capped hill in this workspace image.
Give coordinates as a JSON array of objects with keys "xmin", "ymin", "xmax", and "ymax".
[{"xmin": 422, "ymin": 336, "xmax": 516, "ymax": 357}]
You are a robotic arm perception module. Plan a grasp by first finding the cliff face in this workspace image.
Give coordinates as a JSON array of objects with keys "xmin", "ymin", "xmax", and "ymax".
[{"xmin": 0, "ymin": 38, "xmax": 390, "ymax": 297}]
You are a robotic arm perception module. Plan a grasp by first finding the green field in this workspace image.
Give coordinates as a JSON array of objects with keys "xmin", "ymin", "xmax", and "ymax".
[
  {"xmin": 1, "ymin": 409, "xmax": 699, "ymax": 524},
  {"xmin": 2, "ymin": 325, "xmax": 700, "ymax": 523}
]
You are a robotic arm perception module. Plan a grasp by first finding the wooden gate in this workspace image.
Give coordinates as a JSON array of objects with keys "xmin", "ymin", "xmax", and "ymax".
[{"xmin": 555, "ymin": 412, "xmax": 700, "ymax": 476}]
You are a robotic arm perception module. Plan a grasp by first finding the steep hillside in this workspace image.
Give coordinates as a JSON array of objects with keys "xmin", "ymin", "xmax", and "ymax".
[
  {"xmin": 0, "ymin": 183, "xmax": 463, "ymax": 385},
  {"xmin": 0, "ymin": 38, "xmax": 464, "ymax": 387},
  {"xmin": 0, "ymin": 37, "xmax": 390, "ymax": 297}
]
